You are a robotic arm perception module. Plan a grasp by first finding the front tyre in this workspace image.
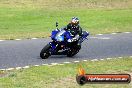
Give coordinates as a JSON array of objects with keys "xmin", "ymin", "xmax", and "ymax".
[{"xmin": 40, "ymin": 44, "xmax": 51, "ymax": 59}]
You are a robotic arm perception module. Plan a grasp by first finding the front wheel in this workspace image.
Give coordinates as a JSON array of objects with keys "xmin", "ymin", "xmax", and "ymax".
[{"xmin": 40, "ymin": 44, "xmax": 51, "ymax": 59}]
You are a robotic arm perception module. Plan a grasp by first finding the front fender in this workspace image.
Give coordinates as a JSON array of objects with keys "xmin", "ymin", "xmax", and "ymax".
[
  {"xmin": 51, "ymin": 29, "xmax": 60, "ymax": 40},
  {"xmin": 49, "ymin": 42, "xmax": 57, "ymax": 50}
]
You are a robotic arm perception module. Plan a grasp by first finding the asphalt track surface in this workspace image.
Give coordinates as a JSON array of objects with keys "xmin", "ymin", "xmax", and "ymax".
[{"xmin": 0, "ymin": 33, "xmax": 132, "ymax": 69}]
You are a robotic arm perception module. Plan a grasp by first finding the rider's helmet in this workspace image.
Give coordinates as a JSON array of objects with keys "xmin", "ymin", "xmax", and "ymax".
[{"xmin": 70, "ymin": 17, "xmax": 79, "ymax": 26}]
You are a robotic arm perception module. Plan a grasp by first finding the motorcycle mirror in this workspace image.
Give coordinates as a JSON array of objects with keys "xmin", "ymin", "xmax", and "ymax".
[{"xmin": 56, "ymin": 22, "xmax": 58, "ymax": 27}]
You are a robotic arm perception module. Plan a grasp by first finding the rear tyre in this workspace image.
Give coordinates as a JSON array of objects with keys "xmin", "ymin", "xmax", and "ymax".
[
  {"xmin": 40, "ymin": 44, "xmax": 51, "ymax": 59},
  {"xmin": 67, "ymin": 45, "xmax": 81, "ymax": 57}
]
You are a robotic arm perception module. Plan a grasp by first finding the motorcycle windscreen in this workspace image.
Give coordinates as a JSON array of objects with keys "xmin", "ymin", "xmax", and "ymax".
[
  {"xmin": 55, "ymin": 30, "xmax": 65, "ymax": 42},
  {"xmin": 55, "ymin": 36, "xmax": 64, "ymax": 42},
  {"xmin": 51, "ymin": 30, "xmax": 60, "ymax": 40}
]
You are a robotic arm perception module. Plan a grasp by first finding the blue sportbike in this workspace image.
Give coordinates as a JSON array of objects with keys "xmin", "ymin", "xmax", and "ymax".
[{"xmin": 40, "ymin": 22, "xmax": 89, "ymax": 59}]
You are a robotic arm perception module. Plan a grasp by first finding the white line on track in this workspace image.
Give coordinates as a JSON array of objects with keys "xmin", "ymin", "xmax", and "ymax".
[
  {"xmin": 89, "ymin": 37, "xmax": 98, "ymax": 39},
  {"xmin": 63, "ymin": 62, "xmax": 71, "ymax": 64},
  {"xmin": 100, "ymin": 59, "xmax": 104, "ymax": 60},
  {"xmin": 111, "ymin": 33, "xmax": 117, "ymax": 34},
  {"xmin": 98, "ymin": 37, "xmax": 110, "ymax": 40},
  {"xmin": 6, "ymin": 68, "xmax": 14, "ymax": 70},
  {"xmin": 57, "ymin": 64, "xmax": 64, "ymax": 65},
  {"xmin": 34, "ymin": 65, "xmax": 39, "ymax": 67},
  {"xmin": 83, "ymin": 60, "xmax": 87, "ymax": 61},
  {"xmin": 0, "ymin": 32, "xmax": 130, "ymax": 42},
  {"xmin": 89, "ymin": 36, "xmax": 111, "ymax": 40},
  {"xmin": 91, "ymin": 59, "xmax": 98, "ymax": 61},
  {"xmin": 15, "ymin": 39, "xmax": 21, "ymax": 40},
  {"xmin": 0, "ymin": 69, "xmax": 6, "ymax": 71},
  {"xmin": 106, "ymin": 58, "xmax": 112, "ymax": 60},
  {"xmin": 74, "ymin": 61, "xmax": 80, "ymax": 63},
  {"xmin": 0, "ymin": 40, "xmax": 5, "ymax": 42},
  {"xmin": 16, "ymin": 67, "xmax": 22, "ymax": 70},
  {"xmin": 32, "ymin": 38, "xmax": 38, "ymax": 39},
  {"xmin": 23, "ymin": 66, "xmax": 29, "ymax": 69},
  {"xmin": 51, "ymin": 63, "xmax": 58, "ymax": 65},
  {"xmin": 42, "ymin": 64, "xmax": 49, "ymax": 65},
  {"xmin": 118, "ymin": 57, "xmax": 123, "ymax": 59},
  {"xmin": 0, "ymin": 32, "xmax": 131, "ymax": 42},
  {"xmin": 124, "ymin": 32, "xmax": 130, "ymax": 33},
  {"xmin": 1, "ymin": 56, "xmax": 132, "ymax": 70},
  {"xmin": 48, "ymin": 64, "xmax": 58, "ymax": 66},
  {"xmin": 97, "ymin": 34, "xmax": 103, "ymax": 35}
]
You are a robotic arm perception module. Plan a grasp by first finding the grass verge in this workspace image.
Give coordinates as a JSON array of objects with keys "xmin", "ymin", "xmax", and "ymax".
[
  {"xmin": 0, "ymin": 0, "xmax": 132, "ymax": 39},
  {"xmin": 0, "ymin": 57, "xmax": 132, "ymax": 88}
]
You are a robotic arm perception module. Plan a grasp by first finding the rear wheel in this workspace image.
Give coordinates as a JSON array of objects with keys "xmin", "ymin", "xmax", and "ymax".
[
  {"xmin": 40, "ymin": 44, "xmax": 51, "ymax": 59},
  {"xmin": 67, "ymin": 45, "xmax": 81, "ymax": 57}
]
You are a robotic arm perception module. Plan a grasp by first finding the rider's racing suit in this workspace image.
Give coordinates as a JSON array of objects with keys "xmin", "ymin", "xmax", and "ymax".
[{"xmin": 63, "ymin": 23, "xmax": 83, "ymax": 44}]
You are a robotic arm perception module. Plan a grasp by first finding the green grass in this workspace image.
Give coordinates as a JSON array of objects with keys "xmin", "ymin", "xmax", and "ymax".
[
  {"xmin": 0, "ymin": 0, "xmax": 132, "ymax": 39},
  {"xmin": 0, "ymin": 57, "xmax": 132, "ymax": 88}
]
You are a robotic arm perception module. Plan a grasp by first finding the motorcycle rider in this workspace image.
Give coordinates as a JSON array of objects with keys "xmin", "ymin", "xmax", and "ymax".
[{"xmin": 63, "ymin": 17, "xmax": 83, "ymax": 44}]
